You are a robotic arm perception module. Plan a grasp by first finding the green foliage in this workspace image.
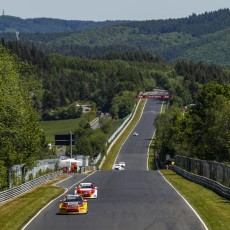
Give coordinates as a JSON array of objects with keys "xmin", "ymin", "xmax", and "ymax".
[
  {"xmin": 100, "ymin": 118, "xmax": 112, "ymax": 133},
  {"xmin": 185, "ymin": 82, "xmax": 230, "ymax": 161},
  {"xmin": 110, "ymin": 91, "xmax": 136, "ymax": 119},
  {"xmin": 74, "ymin": 125, "xmax": 106, "ymax": 157},
  {"xmin": 42, "ymin": 104, "xmax": 82, "ymax": 121},
  {"xmin": 0, "ymin": 160, "xmax": 7, "ymax": 190},
  {"xmin": 28, "ymin": 173, "xmax": 34, "ymax": 181},
  {"xmin": 0, "ymin": 45, "xmax": 46, "ymax": 188},
  {"xmin": 156, "ymin": 81, "xmax": 230, "ymax": 162}
]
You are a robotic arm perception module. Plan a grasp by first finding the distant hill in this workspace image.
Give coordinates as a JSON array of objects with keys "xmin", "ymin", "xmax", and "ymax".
[
  {"xmin": 0, "ymin": 15, "xmax": 127, "ymax": 33},
  {"xmin": 1, "ymin": 9, "xmax": 230, "ymax": 65}
]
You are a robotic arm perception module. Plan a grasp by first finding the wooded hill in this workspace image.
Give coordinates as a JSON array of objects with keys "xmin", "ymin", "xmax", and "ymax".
[
  {"xmin": 2, "ymin": 40, "xmax": 230, "ymax": 122},
  {"xmin": 0, "ymin": 15, "xmax": 126, "ymax": 33},
  {"xmin": 1, "ymin": 9, "xmax": 230, "ymax": 65}
]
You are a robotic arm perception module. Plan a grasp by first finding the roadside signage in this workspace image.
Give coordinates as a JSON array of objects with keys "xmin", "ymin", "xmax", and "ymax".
[{"xmin": 55, "ymin": 133, "xmax": 75, "ymax": 146}]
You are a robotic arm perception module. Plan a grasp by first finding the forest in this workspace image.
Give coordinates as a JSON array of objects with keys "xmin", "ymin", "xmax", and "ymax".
[{"xmin": 1, "ymin": 9, "xmax": 230, "ymax": 65}]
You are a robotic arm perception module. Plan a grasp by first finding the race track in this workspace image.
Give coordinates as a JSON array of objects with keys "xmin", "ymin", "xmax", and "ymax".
[{"xmin": 23, "ymin": 99, "xmax": 207, "ymax": 230}]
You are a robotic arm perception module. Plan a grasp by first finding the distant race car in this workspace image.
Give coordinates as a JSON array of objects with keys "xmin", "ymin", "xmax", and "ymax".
[
  {"xmin": 132, "ymin": 132, "xmax": 138, "ymax": 136},
  {"xmin": 112, "ymin": 164, "xmax": 124, "ymax": 170},
  {"xmin": 119, "ymin": 162, "xmax": 125, "ymax": 167},
  {"xmin": 59, "ymin": 194, "xmax": 88, "ymax": 215},
  {"xmin": 75, "ymin": 183, "xmax": 98, "ymax": 198}
]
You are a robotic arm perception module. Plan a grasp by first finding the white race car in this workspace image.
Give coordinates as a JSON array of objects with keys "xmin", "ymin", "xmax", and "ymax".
[
  {"xmin": 119, "ymin": 162, "xmax": 125, "ymax": 168},
  {"xmin": 75, "ymin": 183, "xmax": 98, "ymax": 198},
  {"xmin": 112, "ymin": 164, "xmax": 124, "ymax": 170}
]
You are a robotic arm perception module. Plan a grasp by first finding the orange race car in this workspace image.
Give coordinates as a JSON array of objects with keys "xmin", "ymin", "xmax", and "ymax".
[{"xmin": 59, "ymin": 194, "xmax": 88, "ymax": 215}]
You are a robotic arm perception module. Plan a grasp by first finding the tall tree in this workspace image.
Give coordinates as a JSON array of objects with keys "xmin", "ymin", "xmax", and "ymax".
[{"xmin": 0, "ymin": 45, "xmax": 45, "ymax": 188}]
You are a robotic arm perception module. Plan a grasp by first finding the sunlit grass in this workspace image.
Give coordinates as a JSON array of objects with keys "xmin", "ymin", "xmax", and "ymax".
[
  {"xmin": 40, "ymin": 113, "xmax": 95, "ymax": 142},
  {"xmin": 0, "ymin": 176, "xmax": 67, "ymax": 230}
]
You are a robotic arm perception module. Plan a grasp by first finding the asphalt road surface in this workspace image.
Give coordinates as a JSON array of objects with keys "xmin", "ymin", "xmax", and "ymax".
[{"xmin": 23, "ymin": 99, "xmax": 207, "ymax": 230}]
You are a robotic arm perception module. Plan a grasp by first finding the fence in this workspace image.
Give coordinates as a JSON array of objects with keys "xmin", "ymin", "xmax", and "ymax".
[
  {"xmin": 174, "ymin": 155, "xmax": 230, "ymax": 187},
  {"xmin": 0, "ymin": 171, "xmax": 63, "ymax": 204},
  {"xmin": 12, "ymin": 159, "xmax": 58, "ymax": 182},
  {"xmin": 173, "ymin": 165, "xmax": 230, "ymax": 199}
]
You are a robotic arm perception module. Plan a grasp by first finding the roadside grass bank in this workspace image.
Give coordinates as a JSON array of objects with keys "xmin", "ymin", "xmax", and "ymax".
[
  {"xmin": 0, "ymin": 175, "xmax": 67, "ymax": 230},
  {"xmin": 161, "ymin": 169, "xmax": 230, "ymax": 230},
  {"xmin": 101, "ymin": 99, "xmax": 146, "ymax": 170}
]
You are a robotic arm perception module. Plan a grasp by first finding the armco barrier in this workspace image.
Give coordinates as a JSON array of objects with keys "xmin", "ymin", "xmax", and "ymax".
[
  {"xmin": 173, "ymin": 165, "xmax": 230, "ymax": 199},
  {"xmin": 0, "ymin": 171, "xmax": 63, "ymax": 204}
]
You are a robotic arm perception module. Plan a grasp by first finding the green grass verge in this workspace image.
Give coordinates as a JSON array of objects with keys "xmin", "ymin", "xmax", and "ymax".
[
  {"xmin": 161, "ymin": 169, "xmax": 230, "ymax": 230},
  {"xmin": 0, "ymin": 176, "xmax": 66, "ymax": 230},
  {"xmin": 101, "ymin": 100, "xmax": 146, "ymax": 170}
]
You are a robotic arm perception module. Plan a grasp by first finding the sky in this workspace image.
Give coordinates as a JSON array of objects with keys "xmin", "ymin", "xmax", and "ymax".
[{"xmin": 1, "ymin": 0, "xmax": 230, "ymax": 21}]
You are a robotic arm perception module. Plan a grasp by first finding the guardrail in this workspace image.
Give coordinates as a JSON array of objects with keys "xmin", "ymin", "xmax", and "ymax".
[
  {"xmin": 173, "ymin": 165, "xmax": 230, "ymax": 199},
  {"xmin": 0, "ymin": 171, "xmax": 63, "ymax": 204}
]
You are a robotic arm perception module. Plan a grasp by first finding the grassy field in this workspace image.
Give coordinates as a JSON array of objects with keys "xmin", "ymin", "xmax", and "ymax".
[
  {"xmin": 0, "ymin": 176, "xmax": 67, "ymax": 230},
  {"xmin": 40, "ymin": 113, "xmax": 95, "ymax": 143},
  {"xmin": 161, "ymin": 169, "xmax": 230, "ymax": 230}
]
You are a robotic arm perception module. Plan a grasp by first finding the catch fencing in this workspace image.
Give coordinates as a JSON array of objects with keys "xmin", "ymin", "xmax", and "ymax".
[
  {"xmin": 0, "ymin": 171, "xmax": 63, "ymax": 204},
  {"xmin": 173, "ymin": 155, "xmax": 230, "ymax": 199},
  {"xmin": 174, "ymin": 156, "xmax": 230, "ymax": 187},
  {"xmin": 13, "ymin": 159, "xmax": 58, "ymax": 182}
]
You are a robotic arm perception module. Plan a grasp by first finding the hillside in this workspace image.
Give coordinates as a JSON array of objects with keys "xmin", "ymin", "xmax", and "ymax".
[
  {"xmin": 1, "ymin": 9, "xmax": 230, "ymax": 65},
  {"xmin": 0, "ymin": 15, "xmax": 126, "ymax": 33}
]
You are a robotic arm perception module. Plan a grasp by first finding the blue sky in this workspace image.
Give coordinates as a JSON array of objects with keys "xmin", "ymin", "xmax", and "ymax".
[{"xmin": 2, "ymin": 0, "xmax": 230, "ymax": 21}]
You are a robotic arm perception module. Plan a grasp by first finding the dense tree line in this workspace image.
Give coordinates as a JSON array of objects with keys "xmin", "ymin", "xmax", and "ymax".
[
  {"xmin": 155, "ymin": 81, "xmax": 230, "ymax": 162},
  {"xmin": 126, "ymin": 9, "xmax": 230, "ymax": 37},
  {"xmin": 0, "ymin": 45, "xmax": 48, "ymax": 189},
  {"xmin": 2, "ymin": 39, "xmax": 230, "ymax": 121}
]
